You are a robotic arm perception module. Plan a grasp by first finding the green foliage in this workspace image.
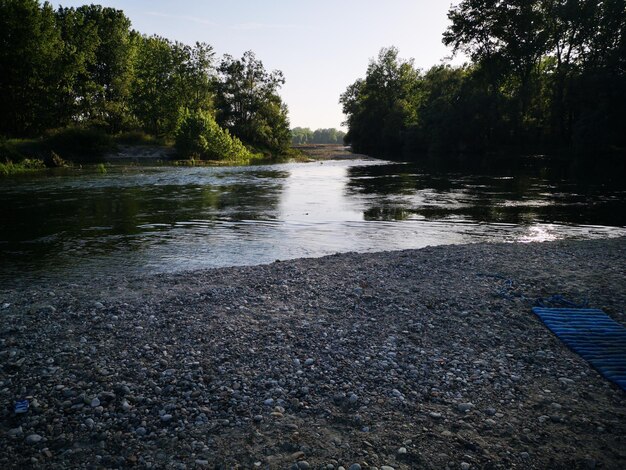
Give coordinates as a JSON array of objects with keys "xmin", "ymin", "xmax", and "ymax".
[
  {"xmin": 0, "ymin": 158, "xmax": 45, "ymax": 176},
  {"xmin": 175, "ymin": 109, "xmax": 254, "ymax": 163},
  {"xmin": 343, "ymin": 1, "xmax": 626, "ymax": 159},
  {"xmin": 44, "ymin": 127, "xmax": 113, "ymax": 160},
  {"xmin": 291, "ymin": 127, "xmax": 346, "ymax": 145},
  {"xmin": 130, "ymin": 36, "xmax": 215, "ymax": 138},
  {"xmin": 0, "ymin": 0, "xmax": 64, "ymax": 136},
  {"xmin": 341, "ymin": 47, "xmax": 420, "ymax": 157},
  {"xmin": 115, "ymin": 131, "xmax": 165, "ymax": 146},
  {"xmin": 216, "ymin": 51, "xmax": 291, "ymax": 154},
  {"xmin": 0, "ymin": 2, "xmax": 291, "ymax": 162}
]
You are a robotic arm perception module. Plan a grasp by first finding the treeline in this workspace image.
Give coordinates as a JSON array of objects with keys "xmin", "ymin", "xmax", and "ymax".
[
  {"xmin": 291, "ymin": 127, "xmax": 346, "ymax": 145},
  {"xmin": 0, "ymin": 1, "xmax": 291, "ymax": 160},
  {"xmin": 341, "ymin": 0, "xmax": 626, "ymax": 160}
]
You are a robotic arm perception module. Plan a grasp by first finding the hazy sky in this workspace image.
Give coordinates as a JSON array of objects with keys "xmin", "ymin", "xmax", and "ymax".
[{"xmin": 57, "ymin": 0, "xmax": 464, "ymax": 130}]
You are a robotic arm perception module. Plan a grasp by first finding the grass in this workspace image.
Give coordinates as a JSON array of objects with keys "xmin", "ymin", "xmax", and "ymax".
[{"xmin": 0, "ymin": 158, "xmax": 46, "ymax": 176}]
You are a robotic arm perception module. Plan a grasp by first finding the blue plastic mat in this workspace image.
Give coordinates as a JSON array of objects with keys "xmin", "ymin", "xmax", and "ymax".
[{"xmin": 532, "ymin": 307, "xmax": 626, "ymax": 391}]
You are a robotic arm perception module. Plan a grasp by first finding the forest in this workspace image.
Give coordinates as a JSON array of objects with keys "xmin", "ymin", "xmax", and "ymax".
[
  {"xmin": 0, "ymin": 0, "xmax": 291, "ymax": 163},
  {"xmin": 341, "ymin": 0, "xmax": 626, "ymax": 161},
  {"xmin": 290, "ymin": 127, "xmax": 346, "ymax": 145}
]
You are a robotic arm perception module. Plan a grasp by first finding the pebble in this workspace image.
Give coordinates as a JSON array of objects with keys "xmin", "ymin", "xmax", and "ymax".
[
  {"xmin": 348, "ymin": 465, "xmax": 361, "ymax": 470},
  {"xmin": 460, "ymin": 463, "xmax": 470, "ymax": 470},
  {"xmin": 25, "ymin": 434, "xmax": 43, "ymax": 445},
  {"xmin": 457, "ymin": 403, "xmax": 474, "ymax": 412},
  {"xmin": 0, "ymin": 239, "xmax": 622, "ymax": 469}
]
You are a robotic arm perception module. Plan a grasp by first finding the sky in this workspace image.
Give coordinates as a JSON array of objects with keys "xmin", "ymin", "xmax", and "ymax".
[{"xmin": 57, "ymin": 0, "xmax": 464, "ymax": 130}]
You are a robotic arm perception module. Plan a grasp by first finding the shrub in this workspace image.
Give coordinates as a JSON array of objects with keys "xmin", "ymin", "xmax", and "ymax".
[
  {"xmin": 44, "ymin": 127, "xmax": 113, "ymax": 160},
  {"xmin": 175, "ymin": 109, "xmax": 253, "ymax": 163},
  {"xmin": 115, "ymin": 131, "xmax": 165, "ymax": 146}
]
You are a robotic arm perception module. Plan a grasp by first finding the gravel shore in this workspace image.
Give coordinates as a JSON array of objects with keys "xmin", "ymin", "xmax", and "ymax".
[{"xmin": 1, "ymin": 238, "xmax": 625, "ymax": 469}]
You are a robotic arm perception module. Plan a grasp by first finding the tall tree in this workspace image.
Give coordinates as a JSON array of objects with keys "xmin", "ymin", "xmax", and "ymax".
[
  {"xmin": 340, "ymin": 47, "xmax": 419, "ymax": 157},
  {"xmin": 130, "ymin": 36, "xmax": 215, "ymax": 137},
  {"xmin": 216, "ymin": 51, "xmax": 290, "ymax": 153},
  {"xmin": 0, "ymin": 0, "xmax": 63, "ymax": 136}
]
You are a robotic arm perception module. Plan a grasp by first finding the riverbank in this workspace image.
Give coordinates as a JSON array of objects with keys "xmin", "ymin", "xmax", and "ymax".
[
  {"xmin": 293, "ymin": 144, "xmax": 371, "ymax": 161},
  {"xmin": 1, "ymin": 238, "xmax": 625, "ymax": 469}
]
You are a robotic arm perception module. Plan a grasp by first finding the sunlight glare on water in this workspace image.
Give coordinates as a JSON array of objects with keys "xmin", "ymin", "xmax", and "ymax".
[{"xmin": 0, "ymin": 158, "xmax": 624, "ymax": 285}]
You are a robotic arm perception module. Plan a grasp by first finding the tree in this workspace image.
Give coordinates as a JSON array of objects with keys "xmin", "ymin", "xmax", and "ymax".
[
  {"xmin": 130, "ymin": 36, "xmax": 215, "ymax": 137},
  {"xmin": 0, "ymin": 0, "xmax": 64, "ymax": 136},
  {"xmin": 340, "ymin": 47, "xmax": 419, "ymax": 157},
  {"xmin": 216, "ymin": 51, "xmax": 290, "ymax": 153}
]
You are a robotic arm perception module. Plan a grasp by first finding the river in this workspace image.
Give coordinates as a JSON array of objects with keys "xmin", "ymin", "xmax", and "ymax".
[{"xmin": 1, "ymin": 157, "xmax": 625, "ymax": 285}]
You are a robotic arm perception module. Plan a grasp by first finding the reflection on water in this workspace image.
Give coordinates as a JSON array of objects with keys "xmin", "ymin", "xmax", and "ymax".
[{"xmin": 0, "ymin": 158, "xmax": 624, "ymax": 285}]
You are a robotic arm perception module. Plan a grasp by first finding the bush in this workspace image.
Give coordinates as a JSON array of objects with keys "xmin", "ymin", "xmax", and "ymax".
[
  {"xmin": 0, "ymin": 158, "xmax": 45, "ymax": 176},
  {"xmin": 115, "ymin": 131, "xmax": 165, "ymax": 146},
  {"xmin": 44, "ymin": 127, "xmax": 113, "ymax": 160},
  {"xmin": 175, "ymin": 109, "xmax": 254, "ymax": 163}
]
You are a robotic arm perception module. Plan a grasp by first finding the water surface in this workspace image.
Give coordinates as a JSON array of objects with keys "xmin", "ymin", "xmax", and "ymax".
[{"xmin": 1, "ymin": 158, "xmax": 624, "ymax": 285}]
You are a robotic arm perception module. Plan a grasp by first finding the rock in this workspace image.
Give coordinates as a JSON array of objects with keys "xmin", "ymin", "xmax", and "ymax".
[
  {"xmin": 397, "ymin": 447, "xmax": 407, "ymax": 454},
  {"xmin": 381, "ymin": 467, "xmax": 395, "ymax": 470},
  {"xmin": 304, "ymin": 358, "xmax": 314, "ymax": 366},
  {"xmin": 161, "ymin": 414, "xmax": 173, "ymax": 422},
  {"xmin": 457, "ymin": 403, "xmax": 474, "ymax": 412},
  {"xmin": 298, "ymin": 461, "xmax": 311, "ymax": 469},
  {"xmin": 90, "ymin": 398, "xmax": 101, "ymax": 407},
  {"xmin": 263, "ymin": 398, "xmax": 274, "ymax": 406},
  {"xmin": 348, "ymin": 465, "xmax": 362, "ymax": 470},
  {"xmin": 195, "ymin": 460, "xmax": 209, "ymax": 467},
  {"xmin": 26, "ymin": 434, "xmax": 43, "ymax": 444},
  {"xmin": 135, "ymin": 427, "xmax": 147, "ymax": 436},
  {"xmin": 460, "ymin": 463, "xmax": 471, "ymax": 470},
  {"xmin": 7, "ymin": 427, "xmax": 23, "ymax": 438}
]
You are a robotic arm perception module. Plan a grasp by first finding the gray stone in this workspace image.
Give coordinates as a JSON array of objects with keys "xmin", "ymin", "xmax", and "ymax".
[
  {"xmin": 26, "ymin": 434, "xmax": 43, "ymax": 444},
  {"xmin": 348, "ymin": 465, "xmax": 362, "ymax": 470},
  {"xmin": 460, "ymin": 463, "xmax": 471, "ymax": 470},
  {"xmin": 457, "ymin": 403, "xmax": 474, "ymax": 412}
]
